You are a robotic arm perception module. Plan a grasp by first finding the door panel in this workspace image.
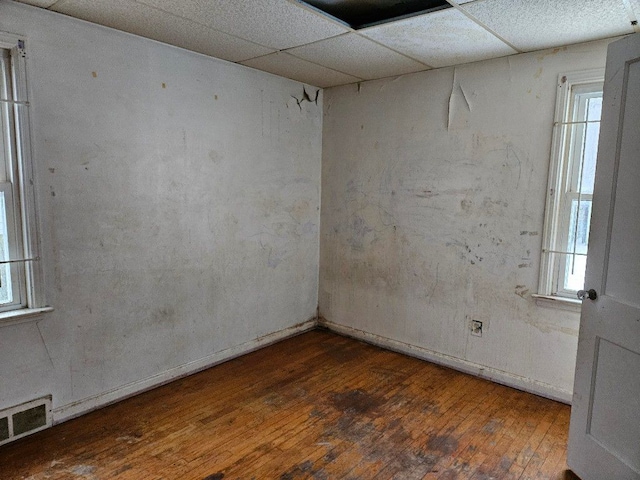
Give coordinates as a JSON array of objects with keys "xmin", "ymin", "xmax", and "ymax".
[
  {"xmin": 567, "ymin": 33, "xmax": 640, "ymax": 480},
  {"xmin": 590, "ymin": 338, "xmax": 640, "ymax": 472},
  {"xmin": 606, "ymin": 59, "xmax": 640, "ymax": 306}
]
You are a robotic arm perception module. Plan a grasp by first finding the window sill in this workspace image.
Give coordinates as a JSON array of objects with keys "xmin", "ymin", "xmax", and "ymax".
[
  {"xmin": 531, "ymin": 294, "xmax": 582, "ymax": 313},
  {"xmin": 0, "ymin": 307, "xmax": 54, "ymax": 328}
]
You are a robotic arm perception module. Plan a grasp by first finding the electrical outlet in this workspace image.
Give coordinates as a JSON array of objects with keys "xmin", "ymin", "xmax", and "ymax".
[{"xmin": 470, "ymin": 320, "xmax": 483, "ymax": 337}]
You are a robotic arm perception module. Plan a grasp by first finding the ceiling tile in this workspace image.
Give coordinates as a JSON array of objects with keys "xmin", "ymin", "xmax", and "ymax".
[
  {"xmin": 51, "ymin": 0, "xmax": 274, "ymax": 62},
  {"xmin": 241, "ymin": 52, "xmax": 361, "ymax": 88},
  {"xmin": 629, "ymin": 0, "xmax": 640, "ymax": 20},
  {"xmin": 360, "ymin": 7, "xmax": 516, "ymax": 68},
  {"xmin": 286, "ymin": 33, "xmax": 428, "ymax": 80},
  {"xmin": 15, "ymin": 0, "xmax": 57, "ymax": 7},
  {"xmin": 136, "ymin": 0, "xmax": 350, "ymax": 50},
  {"xmin": 462, "ymin": 0, "xmax": 634, "ymax": 52}
]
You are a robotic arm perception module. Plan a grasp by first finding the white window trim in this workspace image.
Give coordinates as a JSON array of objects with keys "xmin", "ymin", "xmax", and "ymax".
[
  {"xmin": 0, "ymin": 32, "xmax": 49, "ymax": 325},
  {"xmin": 531, "ymin": 293, "xmax": 582, "ymax": 313},
  {"xmin": 537, "ymin": 69, "xmax": 604, "ymax": 310}
]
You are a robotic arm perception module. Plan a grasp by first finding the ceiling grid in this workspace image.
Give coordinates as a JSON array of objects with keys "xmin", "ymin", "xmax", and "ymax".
[{"xmin": 15, "ymin": 0, "xmax": 639, "ymax": 87}]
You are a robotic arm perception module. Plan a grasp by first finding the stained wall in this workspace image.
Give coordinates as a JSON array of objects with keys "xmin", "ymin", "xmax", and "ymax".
[
  {"xmin": 319, "ymin": 40, "xmax": 612, "ymax": 401},
  {"xmin": 0, "ymin": 0, "xmax": 617, "ymax": 423},
  {"xmin": 0, "ymin": 2, "xmax": 321, "ymax": 420}
]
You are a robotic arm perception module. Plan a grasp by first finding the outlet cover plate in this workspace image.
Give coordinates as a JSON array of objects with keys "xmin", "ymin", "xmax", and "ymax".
[{"xmin": 471, "ymin": 319, "xmax": 483, "ymax": 337}]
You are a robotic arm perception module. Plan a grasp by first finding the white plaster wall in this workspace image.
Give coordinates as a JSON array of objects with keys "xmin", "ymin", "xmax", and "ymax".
[
  {"xmin": 319, "ymin": 40, "xmax": 613, "ymax": 401},
  {"xmin": 0, "ymin": 2, "xmax": 321, "ymax": 419}
]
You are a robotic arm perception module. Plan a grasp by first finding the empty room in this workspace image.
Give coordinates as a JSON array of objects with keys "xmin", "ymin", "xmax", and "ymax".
[{"xmin": 0, "ymin": 0, "xmax": 638, "ymax": 478}]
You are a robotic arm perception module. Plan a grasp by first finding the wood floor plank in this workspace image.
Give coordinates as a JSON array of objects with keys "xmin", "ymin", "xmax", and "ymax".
[{"xmin": 0, "ymin": 330, "xmax": 573, "ymax": 480}]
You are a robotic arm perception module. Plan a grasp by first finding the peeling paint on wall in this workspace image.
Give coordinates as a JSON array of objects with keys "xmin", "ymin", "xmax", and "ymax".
[
  {"xmin": 292, "ymin": 86, "xmax": 320, "ymax": 110},
  {"xmin": 447, "ymin": 68, "xmax": 474, "ymax": 131}
]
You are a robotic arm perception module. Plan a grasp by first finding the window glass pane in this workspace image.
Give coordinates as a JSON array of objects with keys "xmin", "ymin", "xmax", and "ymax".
[
  {"xmin": 0, "ymin": 50, "xmax": 10, "ymax": 185},
  {"xmin": 0, "ymin": 52, "xmax": 7, "ymax": 176},
  {"xmin": 587, "ymin": 95, "xmax": 602, "ymax": 121},
  {"xmin": 568, "ymin": 199, "xmax": 591, "ymax": 255},
  {"xmin": 563, "ymin": 199, "xmax": 591, "ymax": 291},
  {"xmin": 0, "ymin": 191, "xmax": 13, "ymax": 304},
  {"xmin": 579, "ymin": 97, "xmax": 602, "ymax": 195},
  {"xmin": 566, "ymin": 122, "xmax": 585, "ymax": 193},
  {"xmin": 0, "ymin": 51, "xmax": 13, "ymax": 305},
  {"xmin": 564, "ymin": 253, "xmax": 587, "ymax": 292}
]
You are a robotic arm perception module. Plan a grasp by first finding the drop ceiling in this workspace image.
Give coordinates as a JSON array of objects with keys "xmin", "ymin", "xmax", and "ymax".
[
  {"xmin": 299, "ymin": 0, "xmax": 453, "ymax": 30},
  {"xmin": 17, "ymin": 0, "xmax": 640, "ymax": 88}
]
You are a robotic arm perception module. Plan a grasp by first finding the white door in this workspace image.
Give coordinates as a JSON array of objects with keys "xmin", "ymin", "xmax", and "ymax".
[{"xmin": 567, "ymin": 33, "xmax": 640, "ymax": 480}]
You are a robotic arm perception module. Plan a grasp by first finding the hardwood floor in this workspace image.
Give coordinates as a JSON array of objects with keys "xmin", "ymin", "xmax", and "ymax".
[{"xmin": 0, "ymin": 330, "xmax": 578, "ymax": 479}]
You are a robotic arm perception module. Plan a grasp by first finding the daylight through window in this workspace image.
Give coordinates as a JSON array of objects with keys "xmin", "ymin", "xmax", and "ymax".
[{"xmin": 539, "ymin": 71, "xmax": 604, "ymax": 299}]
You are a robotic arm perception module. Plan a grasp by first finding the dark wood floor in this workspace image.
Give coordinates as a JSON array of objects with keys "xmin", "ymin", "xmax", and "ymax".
[{"xmin": 0, "ymin": 329, "xmax": 578, "ymax": 479}]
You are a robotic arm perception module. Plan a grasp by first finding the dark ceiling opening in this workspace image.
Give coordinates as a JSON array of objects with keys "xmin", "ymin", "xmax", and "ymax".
[{"xmin": 297, "ymin": 0, "xmax": 452, "ymax": 30}]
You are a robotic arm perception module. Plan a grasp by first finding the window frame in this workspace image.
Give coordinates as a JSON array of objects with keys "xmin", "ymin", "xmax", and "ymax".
[
  {"xmin": 538, "ymin": 69, "xmax": 604, "ymax": 303},
  {"xmin": 0, "ymin": 32, "xmax": 48, "ymax": 322}
]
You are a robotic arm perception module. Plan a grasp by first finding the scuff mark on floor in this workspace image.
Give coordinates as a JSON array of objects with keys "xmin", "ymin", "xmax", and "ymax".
[
  {"xmin": 203, "ymin": 473, "xmax": 225, "ymax": 480},
  {"xmin": 69, "ymin": 464, "xmax": 96, "ymax": 478}
]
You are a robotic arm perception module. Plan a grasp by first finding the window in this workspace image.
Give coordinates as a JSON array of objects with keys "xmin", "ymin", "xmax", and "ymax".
[
  {"xmin": 539, "ymin": 70, "xmax": 604, "ymax": 300},
  {"xmin": 0, "ymin": 33, "xmax": 46, "ymax": 319}
]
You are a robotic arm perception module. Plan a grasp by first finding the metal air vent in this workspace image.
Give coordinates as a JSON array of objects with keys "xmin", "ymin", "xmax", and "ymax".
[{"xmin": 0, "ymin": 396, "xmax": 52, "ymax": 446}]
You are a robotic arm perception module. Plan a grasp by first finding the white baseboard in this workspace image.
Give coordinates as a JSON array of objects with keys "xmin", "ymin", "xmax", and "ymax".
[
  {"xmin": 53, "ymin": 319, "xmax": 317, "ymax": 424},
  {"xmin": 320, "ymin": 319, "xmax": 573, "ymax": 405},
  {"xmin": 52, "ymin": 316, "xmax": 571, "ymax": 425}
]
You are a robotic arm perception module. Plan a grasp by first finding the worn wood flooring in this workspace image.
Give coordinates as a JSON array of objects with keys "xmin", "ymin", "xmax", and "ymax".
[{"xmin": 0, "ymin": 329, "xmax": 578, "ymax": 479}]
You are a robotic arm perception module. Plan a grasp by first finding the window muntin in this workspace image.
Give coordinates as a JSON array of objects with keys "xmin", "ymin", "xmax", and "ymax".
[{"xmin": 540, "ymin": 71, "xmax": 604, "ymax": 299}]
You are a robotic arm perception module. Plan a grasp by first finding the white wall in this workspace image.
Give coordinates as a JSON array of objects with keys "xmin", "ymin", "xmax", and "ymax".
[
  {"xmin": 0, "ymin": 2, "xmax": 321, "ymax": 421},
  {"xmin": 0, "ymin": 0, "xmax": 617, "ymax": 427},
  {"xmin": 319, "ymin": 40, "xmax": 613, "ymax": 402}
]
